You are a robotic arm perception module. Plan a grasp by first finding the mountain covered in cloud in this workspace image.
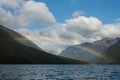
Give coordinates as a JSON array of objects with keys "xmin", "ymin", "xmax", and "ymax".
[
  {"xmin": 60, "ymin": 37, "xmax": 120, "ymax": 64},
  {"xmin": 0, "ymin": 25, "xmax": 88, "ymax": 64}
]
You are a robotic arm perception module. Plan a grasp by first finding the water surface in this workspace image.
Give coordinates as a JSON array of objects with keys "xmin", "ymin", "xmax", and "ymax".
[{"xmin": 0, "ymin": 65, "xmax": 120, "ymax": 80}]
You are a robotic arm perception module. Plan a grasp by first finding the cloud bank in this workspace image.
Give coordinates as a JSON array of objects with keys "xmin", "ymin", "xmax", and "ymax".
[
  {"xmin": 0, "ymin": 0, "xmax": 55, "ymax": 28},
  {"xmin": 0, "ymin": 0, "xmax": 120, "ymax": 54}
]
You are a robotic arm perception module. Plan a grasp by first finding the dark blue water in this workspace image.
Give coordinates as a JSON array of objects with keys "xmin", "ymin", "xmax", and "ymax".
[{"xmin": 0, "ymin": 65, "xmax": 120, "ymax": 80}]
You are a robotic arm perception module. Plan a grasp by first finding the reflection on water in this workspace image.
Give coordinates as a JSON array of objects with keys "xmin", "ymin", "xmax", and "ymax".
[{"xmin": 0, "ymin": 65, "xmax": 120, "ymax": 80}]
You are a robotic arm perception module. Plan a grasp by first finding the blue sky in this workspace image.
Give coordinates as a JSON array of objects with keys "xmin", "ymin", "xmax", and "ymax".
[{"xmin": 36, "ymin": 0, "xmax": 120, "ymax": 24}]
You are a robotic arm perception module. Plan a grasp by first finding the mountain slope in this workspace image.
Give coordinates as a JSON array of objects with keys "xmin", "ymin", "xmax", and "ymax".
[
  {"xmin": 60, "ymin": 38, "xmax": 119, "ymax": 63},
  {"xmin": 81, "ymin": 38, "xmax": 119, "ymax": 53},
  {"xmin": 0, "ymin": 25, "xmax": 42, "ymax": 50},
  {"xmin": 106, "ymin": 40, "xmax": 120, "ymax": 63},
  {"xmin": 60, "ymin": 45, "xmax": 108, "ymax": 63},
  {"xmin": 0, "ymin": 25, "xmax": 88, "ymax": 64}
]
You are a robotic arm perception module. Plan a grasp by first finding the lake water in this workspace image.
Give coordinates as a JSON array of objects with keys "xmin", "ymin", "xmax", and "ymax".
[{"xmin": 0, "ymin": 65, "xmax": 120, "ymax": 80}]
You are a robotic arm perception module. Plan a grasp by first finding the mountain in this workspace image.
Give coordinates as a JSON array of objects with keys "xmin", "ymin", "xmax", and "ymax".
[
  {"xmin": 60, "ymin": 38, "xmax": 120, "ymax": 64},
  {"xmin": 81, "ymin": 38, "xmax": 119, "ymax": 53},
  {"xmin": 106, "ymin": 39, "xmax": 120, "ymax": 63},
  {"xmin": 0, "ymin": 25, "xmax": 88, "ymax": 64}
]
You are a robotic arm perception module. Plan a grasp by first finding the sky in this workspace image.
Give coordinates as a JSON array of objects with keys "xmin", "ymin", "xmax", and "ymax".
[
  {"xmin": 0, "ymin": 0, "xmax": 120, "ymax": 54},
  {"xmin": 38, "ymin": 0, "xmax": 120, "ymax": 24}
]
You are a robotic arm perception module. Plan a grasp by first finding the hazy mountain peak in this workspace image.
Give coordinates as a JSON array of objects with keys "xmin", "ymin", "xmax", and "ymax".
[{"xmin": 60, "ymin": 37, "xmax": 120, "ymax": 63}]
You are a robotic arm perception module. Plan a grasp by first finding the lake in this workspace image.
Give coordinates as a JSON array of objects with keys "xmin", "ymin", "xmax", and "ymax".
[{"xmin": 0, "ymin": 65, "xmax": 120, "ymax": 80}]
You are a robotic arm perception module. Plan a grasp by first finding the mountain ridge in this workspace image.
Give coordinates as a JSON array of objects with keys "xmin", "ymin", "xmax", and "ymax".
[
  {"xmin": 60, "ymin": 37, "xmax": 120, "ymax": 63},
  {"xmin": 0, "ymin": 25, "xmax": 88, "ymax": 64}
]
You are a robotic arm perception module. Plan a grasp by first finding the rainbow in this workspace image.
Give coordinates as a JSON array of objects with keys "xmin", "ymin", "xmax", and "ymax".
[
  {"xmin": 12, "ymin": 36, "xmax": 114, "ymax": 63},
  {"xmin": 71, "ymin": 45, "xmax": 114, "ymax": 62}
]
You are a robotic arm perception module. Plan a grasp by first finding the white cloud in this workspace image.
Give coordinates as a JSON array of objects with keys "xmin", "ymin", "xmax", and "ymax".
[
  {"xmin": 65, "ymin": 16, "xmax": 102, "ymax": 35},
  {"xmin": 97, "ymin": 23, "xmax": 120, "ymax": 38},
  {"xmin": 72, "ymin": 11, "xmax": 85, "ymax": 18},
  {"xmin": 115, "ymin": 18, "xmax": 120, "ymax": 22},
  {"xmin": 0, "ymin": 7, "xmax": 15, "ymax": 28},
  {"xmin": 0, "ymin": 0, "xmax": 24, "ymax": 9},
  {"xmin": 14, "ymin": 0, "xmax": 56, "ymax": 27},
  {"xmin": 0, "ymin": 0, "xmax": 56, "ymax": 28},
  {"xmin": 21, "ymin": 0, "xmax": 56, "ymax": 24}
]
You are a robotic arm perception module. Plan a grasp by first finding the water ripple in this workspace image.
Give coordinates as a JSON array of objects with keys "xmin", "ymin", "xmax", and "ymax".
[{"xmin": 0, "ymin": 65, "xmax": 120, "ymax": 80}]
